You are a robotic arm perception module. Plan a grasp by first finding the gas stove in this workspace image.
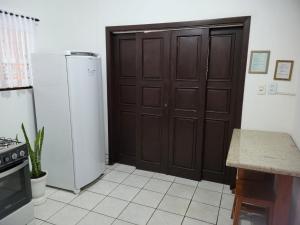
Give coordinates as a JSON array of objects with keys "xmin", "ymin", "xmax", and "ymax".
[
  {"xmin": 0, "ymin": 137, "xmax": 20, "ymax": 149},
  {"xmin": 0, "ymin": 137, "xmax": 32, "ymax": 225},
  {"xmin": 0, "ymin": 137, "xmax": 28, "ymax": 169}
]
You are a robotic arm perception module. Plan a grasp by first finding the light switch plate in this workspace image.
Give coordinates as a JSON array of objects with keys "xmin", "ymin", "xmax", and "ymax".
[
  {"xmin": 268, "ymin": 83, "xmax": 278, "ymax": 95},
  {"xmin": 257, "ymin": 85, "xmax": 266, "ymax": 95}
]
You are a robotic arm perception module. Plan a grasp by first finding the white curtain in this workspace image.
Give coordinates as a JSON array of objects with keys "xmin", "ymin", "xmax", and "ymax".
[{"xmin": 0, "ymin": 13, "xmax": 37, "ymax": 89}]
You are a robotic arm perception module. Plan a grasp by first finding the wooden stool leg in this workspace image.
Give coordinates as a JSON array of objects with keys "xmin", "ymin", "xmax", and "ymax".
[
  {"xmin": 268, "ymin": 207, "xmax": 274, "ymax": 225},
  {"xmin": 231, "ymin": 196, "xmax": 236, "ymax": 219},
  {"xmin": 233, "ymin": 197, "xmax": 242, "ymax": 225}
]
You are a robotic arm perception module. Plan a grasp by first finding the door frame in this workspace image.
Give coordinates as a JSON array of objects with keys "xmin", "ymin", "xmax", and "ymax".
[{"xmin": 106, "ymin": 16, "xmax": 251, "ymax": 165}]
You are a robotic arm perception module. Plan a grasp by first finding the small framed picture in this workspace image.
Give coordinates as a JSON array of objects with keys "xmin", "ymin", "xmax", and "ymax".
[
  {"xmin": 274, "ymin": 60, "xmax": 294, "ymax": 81},
  {"xmin": 249, "ymin": 50, "xmax": 270, "ymax": 74}
]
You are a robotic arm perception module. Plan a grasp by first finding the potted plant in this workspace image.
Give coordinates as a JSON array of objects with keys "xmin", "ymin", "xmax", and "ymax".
[{"xmin": 21, "ymin": 123, "xmax": 47, "ymax": 205}]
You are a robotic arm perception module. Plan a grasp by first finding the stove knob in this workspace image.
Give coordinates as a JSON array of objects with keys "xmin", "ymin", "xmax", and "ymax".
[
  {"xmin": 19, "ymin": 150, "xmax": 25, "ymax": 157},
  {"xmin": 0, "ymin": 159, "xmax": 2, "ymax": 165},
  {"xmin": 12, "ymin": 153, "xmax": 18, "ymax": 160},
  {"xmin": 5, "ymin": 156, "xmax": 10, "ymax": 162}
]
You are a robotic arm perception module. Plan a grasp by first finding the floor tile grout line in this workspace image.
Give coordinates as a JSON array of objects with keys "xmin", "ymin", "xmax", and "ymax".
[
  {"xmin": 46, "ymin": 201, "xmax": 89, "ymax": 224},
  {"xmin": 183, "ymin": 216, "xmax": 216, "ymax": 225},
  {"xmin": 47, "ymin": 201, "xmax": 184, "ymax": 222},
  {"xmin": 107, "ymin": 167, "xmax": 153, "ymax": 201},
  {"xmin": 132, "ymin": 170, "xmax": 155, "ymax": 178},
  {"xmin": 216, "ymin": 192, "xmax": 224, "ymax": 225},
  {"xmin": 42, "ymin": 191, "xmax": 222, "ymax": 225},
  {"xmin": 89, "ymin": 180, "xmax": 125, "ymax": 212},
  {"xmin": 144, "ymin": 175, "xmax": 176, "ymax": 225},
  {"xmin": 180, "ymin": 179, "xmax": 197, "ymax": 225},
  {"xmin": 120, "ymin": 175, "xmax": 152, "ymax": 189},
  {"xmin": 196, "ymin": 186, "xmax": 224, "ymax": 194},
  {"xmin": 108, "ymin": 166, "xmax": 222, "ymax": 191},
  {"xmin": 189, "ymin": 191, "xmax": 223, "ymax": 208},
  {"xmin": 97, "ymin": 173, "xmax": 174, "ymax": 224},
  {"xmin": 37, "ymin": 191, "xmax": 77, "ymax": 222},
  {"xmin": 42, "ymin": 202, "xmax": 69, "ymax": 224},
  {"xmin": 196, "ymin": 184, "xmax": 224, "ymax": 194},
  {"xmin": 108, "ymin": 184, "xmax": 141, "ymax": 200},
  {"xmin": 68, "ymin": 191, "xmax": 107, "ymax": 209},
  {"xmin": 46, "ymin": 183, "xmax": 123, "ymax": 224},
  {"xmin": 122, "ymin": 167, "xmax": 232, "ymax": 224},
  {"xmin": 220, "ymin": 192, "xmax": 235, "ymax": 211},
  {"xmin": 35, "ymin": 218, "xmax": 56, "ymax": 225},
  {"xmin": 71, "ymin": 207, "xmax": 90, "ymax": 225},
  {"xmin": 37, "ymin": 165, "xmax": 234, "ymax": 225},
  {"xmin": 71, "ymin": 188, "xmax": 112, "ymax": 211},
  {"xmin": 85, "ymin": 167, "xmax": 143, "ymax": 224},
  {"xmin": 110, "ymin": 178, "xmax": 146, "ymax": 225},
  {"xmin": 43, "ymin": 170, "xmax": 126, "ymax": 224},
  {"xmin": 44, "ymin": 183, "xmax": 224, "ymax": 223},
  {"xmin": 119, "ymin": 172, "xmax": 158, "ymax": 225},
  {"xmin": 165, "ymin": 191, "xmax": 194, "ymax": 201},
  {"xmin": 73, "ymin": 198, "xmax": 120, "ymax": 225}
]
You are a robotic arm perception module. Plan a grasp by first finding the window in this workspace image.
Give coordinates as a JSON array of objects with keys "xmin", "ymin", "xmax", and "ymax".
[{"xmin": 0, "ymin": 11, "xmax": 38, "ymax": 89}]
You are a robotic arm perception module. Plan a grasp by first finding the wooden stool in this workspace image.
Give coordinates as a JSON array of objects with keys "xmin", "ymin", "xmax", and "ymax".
[
  {"xmin": 232, "ymin": 170, "xmax": 275, "ymax": 225},
  {"xmin": 237, "ymin": 169, "xmax": 274, "ymax": 183}
]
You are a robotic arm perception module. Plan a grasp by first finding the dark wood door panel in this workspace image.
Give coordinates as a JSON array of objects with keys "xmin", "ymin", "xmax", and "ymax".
[
  {"xmin": 108, "ymin": 19, "xmax": 249, "ymax": 185},
  {"xmin": 176, "ymin": 35, "xmax": 200, "ymax": 79},
  {"xmin": 113, "ymin": 34, "xmax": 137, "ymax": 165},
  {"xmin": 172, "ymin": 117, "xmax": 197, "ymax": 169},
  {"xmin": 140, "ymin": 114, "xmax": 163, "ymax": 165},
  {"xmin": 175, "ymin": 87, "xmax": 199, "ymax": 110},
  {"xmin": 119, "ymin": 38, "xmax": 137, "ymax": 78},
  {"xmin": 168, "ymin": 117, "xmax": 204, "ymax": 180},
  {"xmin": 118, "ymin": 111, "xmax": 137, "ymax": 163},
  {"xmin": 168, "ymin": 28, "xmax": 209, "ymax": 180},
  {"xmin": 141, "ymin": 86, "xmax": 163, "ymax": 108},
  {"xmin": 120, "ymin": 85, "xmax": 136, "ymax": 105},
  {"xmin": 208, "ymin": 35, "xmax": 233, "ymax": 80},
  {"xmin": 136, "ymin": 31, "xmax": 170, "ymax": 172},
  {"xmin": 142, "ymin": 38, "xmax": 163, "ymax": 79},
  {"xmin": 169, "ymin": 117, "xmax": 205, "ymax": 179},
  {"xmin": 203, "ymin": 28, "xmax": 243, "ymax": 183},
  {"xmin": 202, "ymin": 119, "xmax": 230, "ymax": 182},
  {"xmin": 206, "ymin": 88, "xmax": 231, "ymax": 113}
]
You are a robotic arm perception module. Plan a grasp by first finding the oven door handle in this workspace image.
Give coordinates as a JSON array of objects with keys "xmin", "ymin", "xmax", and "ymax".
[{"xmin": 0, "ymin": 160, "xmax": 29, "ymax": 179}]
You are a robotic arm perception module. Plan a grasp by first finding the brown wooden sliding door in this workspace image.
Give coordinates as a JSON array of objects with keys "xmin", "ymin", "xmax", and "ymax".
[
  {"xmin": 108, "ymin": 18, "xmax": 249, "ymax": 184},
  {"xmin": 167, "ymin": 29, "xmax": 209, "ymax": 180},
  {"xmin": 113, "ymin": 34, "xmax": 137, "ymax": 165},
  {"xmin": 135, "ymin": 31, "xmax": 170, "ymax": 172},
  {"xmin": 202, "ymin": 28, "xmax": 243, "ymax": 183}
]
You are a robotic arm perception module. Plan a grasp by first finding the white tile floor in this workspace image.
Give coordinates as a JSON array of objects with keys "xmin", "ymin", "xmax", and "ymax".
[{"xmin": 28, "ymin": 163, "xmax": 266, "ymax": 225}]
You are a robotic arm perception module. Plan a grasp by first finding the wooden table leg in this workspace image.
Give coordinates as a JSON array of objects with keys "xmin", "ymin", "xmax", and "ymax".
[{"xmin": 273, "ymin": 174, "xmax": 293, "ymax": 225}]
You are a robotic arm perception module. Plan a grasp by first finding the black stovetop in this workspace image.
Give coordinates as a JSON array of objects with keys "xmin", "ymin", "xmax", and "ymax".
[{"xmin": 0, "ymin": 137, "xmax": 20, "ymax": 150}]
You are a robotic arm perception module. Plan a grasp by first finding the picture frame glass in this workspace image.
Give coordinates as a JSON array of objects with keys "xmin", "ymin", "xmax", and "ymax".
[
  {"xmin": 275, "ymin": 61, "xmax": 292, "ymax": 80},
  {"xmin": 249, "ymin": 51, "xmax": 270, "ymax": 74}
]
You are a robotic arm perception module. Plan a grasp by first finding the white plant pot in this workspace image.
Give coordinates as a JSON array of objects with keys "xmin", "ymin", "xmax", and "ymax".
[{"xmin": 31, "ymin": 171, "xmax": 48, "ymax": 205}]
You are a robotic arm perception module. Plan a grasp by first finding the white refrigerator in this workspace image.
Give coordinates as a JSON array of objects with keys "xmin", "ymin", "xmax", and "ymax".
[{"xmin": 32, "ymin": 52, "xmax": 106, "ymax": 193}]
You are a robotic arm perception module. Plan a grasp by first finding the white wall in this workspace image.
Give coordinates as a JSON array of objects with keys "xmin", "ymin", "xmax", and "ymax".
[
  {"xmin": 0, "ymin": 89, "xmax": 36, "ymax": 140},
  {"xmin": 293, "ymin": 74, "xmax": 300, "ymax": 147},
  {"xmin": 0, "ymin": 0, "xmax": 99, "ymax": 141},
  {"xmin": 0, "ymin": 0, "xmax": 299, "ymax": 151},
  {"xmin": 291, "ymin": 38, "xmax": 300, "ymax": 225},
  {"xmin": 94, "ymin": 0, "xmax": 300, "ymax": 138},
  {"xmin": 1, "ymin": 2, "xmax": 299, "ymax": 223}
]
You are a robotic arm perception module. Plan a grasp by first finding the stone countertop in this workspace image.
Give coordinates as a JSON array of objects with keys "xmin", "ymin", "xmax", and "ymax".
[{"xmin": 226, "ymin": 129, "xmax": 300, "ymax": 177}]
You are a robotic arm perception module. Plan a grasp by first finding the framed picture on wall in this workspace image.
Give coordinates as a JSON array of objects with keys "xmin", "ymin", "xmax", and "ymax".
[
  {"xmin": 248, "ymin": 50, "xmax": 270, "ymax": 74},
  {"xmin": 274, "ymin": 60, "xmax": 294, "ymax": 81}
]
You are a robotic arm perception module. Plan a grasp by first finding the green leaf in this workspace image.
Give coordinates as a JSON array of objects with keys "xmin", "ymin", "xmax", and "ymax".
[
  {"xmin": 21, "ymin": 123, "xmax": 32, "ymax": 151},
  {"xmin": 38, "ymin": 127, "xmax": 44, "ymax": 171},
  {"xmin": 21, "ymin": 123, "xmax": 45, "ymax": 178}
]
